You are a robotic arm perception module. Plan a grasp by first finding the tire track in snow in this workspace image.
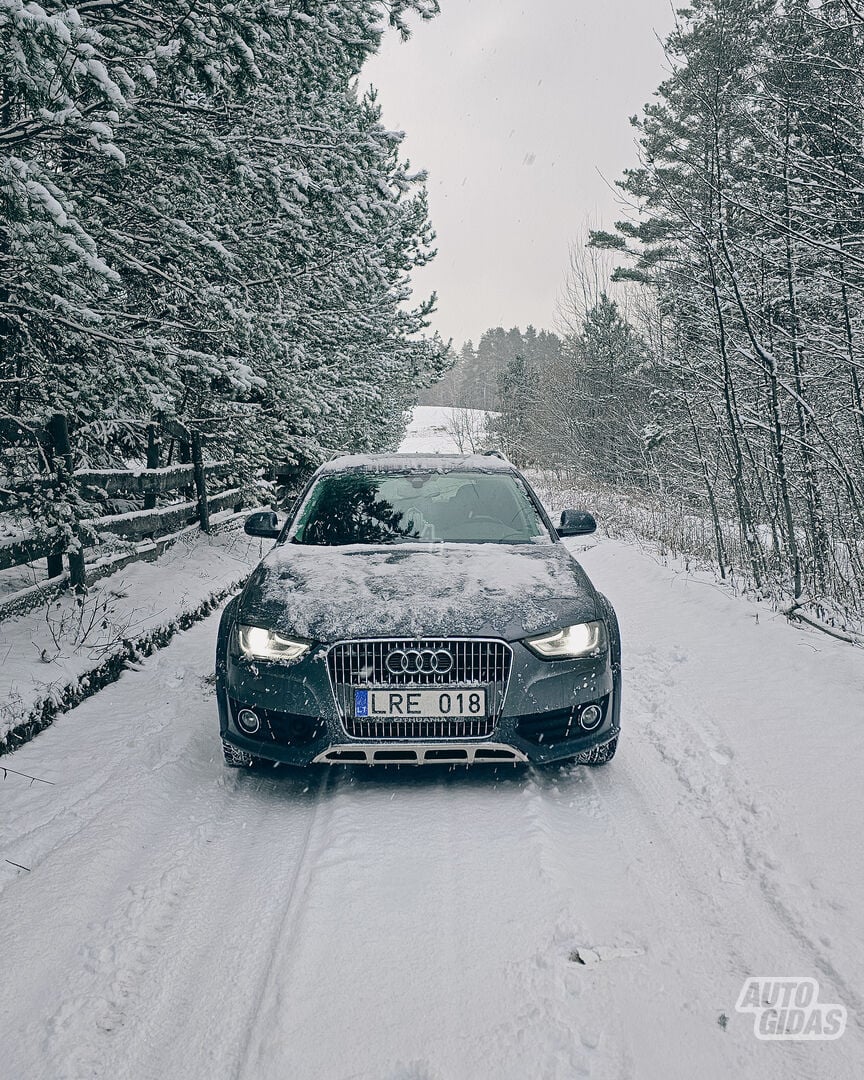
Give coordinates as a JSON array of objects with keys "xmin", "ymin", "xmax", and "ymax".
[
  {"xmin": 228, "ymin": 764, "xmax": 608, "ymax": 1080},
  {"xmin": 38, "ymin": 812, "xmax": 226, "ymax": 1078},
  {"xmin": 486, "ymin": 706, "xmax": 860, "ymax": 1079},
  {"xmin": 32, "ymin": 767, "xmax": 339, "ymax": 1080},
  {"xmin": 0, "ymin": 619, "xmax": 329, "ymax": 1080},
  {"xmin": 505, "ymin": 767, "xmax": 649, "ymax": 1080},
  {"xmin": 628, "ymin": 647, "xmax": 864, "ymax": 1027},
  {"xmin": 230, "ymin": 767, "xmax": 341, "ymax": 1080}
]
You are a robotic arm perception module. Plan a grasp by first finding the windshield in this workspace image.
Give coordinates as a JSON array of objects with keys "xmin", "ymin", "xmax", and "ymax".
[{"xmin": 288, "ymin": 470, "xmax": 552, "ymax": 546}]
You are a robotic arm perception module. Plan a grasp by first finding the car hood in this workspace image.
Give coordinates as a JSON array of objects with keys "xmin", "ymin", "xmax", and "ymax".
[{"xmin": 237, "ymin": 542, "xmax": 599, "ymax": 642}]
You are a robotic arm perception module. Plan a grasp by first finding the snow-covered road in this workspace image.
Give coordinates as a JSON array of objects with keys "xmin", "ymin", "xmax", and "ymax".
[{"xmin": 2, "ymin": 528, "xmax": 862, "ymax": 1080}]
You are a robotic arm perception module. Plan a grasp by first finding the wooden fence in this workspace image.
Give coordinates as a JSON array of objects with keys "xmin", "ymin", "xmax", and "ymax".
[{"xmin": 0, "ymin": 414, "xmax": 245, "ymax": 609}]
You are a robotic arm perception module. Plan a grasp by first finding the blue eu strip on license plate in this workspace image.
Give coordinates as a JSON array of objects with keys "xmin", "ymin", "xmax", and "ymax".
[{"xmin": 354, "ymin": 690, "xmax": 369, "ymax": 717}]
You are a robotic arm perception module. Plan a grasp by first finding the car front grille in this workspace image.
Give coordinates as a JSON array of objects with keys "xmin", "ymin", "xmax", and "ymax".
[{"xmin": 327, "ymin": 638, "xmax": 512, "ymax": 740}]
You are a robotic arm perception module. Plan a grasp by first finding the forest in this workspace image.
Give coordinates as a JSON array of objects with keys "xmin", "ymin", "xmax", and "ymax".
[{"xmin": 1, "ymin": 0, "xmax": 444, "ymax": 563}]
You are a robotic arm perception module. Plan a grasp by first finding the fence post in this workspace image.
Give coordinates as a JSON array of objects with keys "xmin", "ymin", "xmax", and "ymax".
[
  {"xmin": 190, "ymin": 431, "xmax": 210, "ymax": 534},
  {"xmin": 47, "ymin": 413, "xmax": 86, "ymax": 591},
  {"xmin": 37, "ymin": 426, "xmax": 65, "ymax": 580},
  {"xmin": 144, "ymin": 423, "xmax": 161, "ymax": 511},
  {"xmin": 178, "ymin": 437, "xmax": 194, "ymax": 499}
]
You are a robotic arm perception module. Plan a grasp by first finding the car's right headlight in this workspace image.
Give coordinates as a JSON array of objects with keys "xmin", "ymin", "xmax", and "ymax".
[
  {"xmin": 524, "ymin": 621, "xmax": 606, "ymax": 659},
  {"xmin": 237, "ymin": 625, "xmax": 311, "ymax": 663}
]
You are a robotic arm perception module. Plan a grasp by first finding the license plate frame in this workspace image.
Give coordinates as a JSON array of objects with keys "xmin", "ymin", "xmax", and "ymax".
[{"xmin": 354, "ymin": 688, "xmax": 487, "ymax": 720}]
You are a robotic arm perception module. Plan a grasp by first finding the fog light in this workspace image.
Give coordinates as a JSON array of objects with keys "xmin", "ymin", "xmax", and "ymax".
[
  {"xmin": 237, "ymin": 708, "xmax": 261, "ymax": 735},
  {"xmin": 579, "ymin": 704, "xmax": 603, "ymax": 731}
]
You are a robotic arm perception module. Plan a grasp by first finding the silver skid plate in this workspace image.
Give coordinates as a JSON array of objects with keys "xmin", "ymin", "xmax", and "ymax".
[{"xmin": 313, "ymin": 742, "xmax": 527, "ymax": 766}]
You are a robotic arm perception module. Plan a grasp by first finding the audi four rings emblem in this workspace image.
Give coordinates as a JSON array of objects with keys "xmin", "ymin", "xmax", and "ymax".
[{"xmin": 385, "ymin": 648, "xmax": 454, "ymax": 675}]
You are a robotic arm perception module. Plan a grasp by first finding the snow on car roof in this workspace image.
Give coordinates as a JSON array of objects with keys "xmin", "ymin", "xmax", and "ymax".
[{"xmin": 318, "ymin": 453, "xmax": 515, "ymax": 475}]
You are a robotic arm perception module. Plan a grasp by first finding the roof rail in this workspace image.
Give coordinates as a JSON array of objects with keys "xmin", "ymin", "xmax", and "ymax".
[{"xmin": 481, "ymin": 449, "xmax": 508, "ymax": 461}]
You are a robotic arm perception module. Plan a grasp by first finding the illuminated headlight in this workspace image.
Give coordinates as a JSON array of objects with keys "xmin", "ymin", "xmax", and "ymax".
[
  {"xmin": 237, "ymin": 625, "xmax": 311, "ymax": 663},
  {"xmin": 524, "ymin": 621, "xmax": 607, "ymax": 659}
]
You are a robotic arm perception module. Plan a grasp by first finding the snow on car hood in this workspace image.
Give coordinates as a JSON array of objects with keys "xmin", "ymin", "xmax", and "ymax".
[{"xmin": 238, "ymin": 542, "xmax": 599, "ymax": 641}]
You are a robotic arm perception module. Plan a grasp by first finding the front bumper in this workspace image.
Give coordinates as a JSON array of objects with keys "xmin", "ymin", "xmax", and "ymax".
[{"xmin": 217, "ymin": 612, "xmax": 621, "ymax": 766}]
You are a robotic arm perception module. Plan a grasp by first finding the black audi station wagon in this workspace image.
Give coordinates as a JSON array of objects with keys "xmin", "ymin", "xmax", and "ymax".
[{"xmin": 216, "ymin": 454, "xmax": 621, "ymax": 768}]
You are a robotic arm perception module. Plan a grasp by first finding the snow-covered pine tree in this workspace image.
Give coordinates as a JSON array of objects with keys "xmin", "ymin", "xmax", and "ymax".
[
  {"xmin": 1, "ymin": 0, "xmax": 443, "ymax": 495},
  {"xmin": 586, "ymin": 0, "xmax": 864, "ymax": 618}
]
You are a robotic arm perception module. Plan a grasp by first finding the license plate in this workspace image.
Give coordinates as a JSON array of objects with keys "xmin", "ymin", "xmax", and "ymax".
[{"xmin": 354, "ymin": 688, "xmax": 487, "ymax": 719}]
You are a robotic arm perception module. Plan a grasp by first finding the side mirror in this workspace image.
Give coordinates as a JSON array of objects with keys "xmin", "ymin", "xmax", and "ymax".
[
  {"xmin": 244, "ymin": 510, "xmax": 282, "ymax": 539},
  {"xmin": 557, "ymin": 509, "xmax": 597, "ymax": 537}
]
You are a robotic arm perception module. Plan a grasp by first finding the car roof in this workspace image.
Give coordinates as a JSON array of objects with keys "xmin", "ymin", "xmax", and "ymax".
[{"xmin": 317, "ymin": 453, "xmax": 517, "ymax": 476}]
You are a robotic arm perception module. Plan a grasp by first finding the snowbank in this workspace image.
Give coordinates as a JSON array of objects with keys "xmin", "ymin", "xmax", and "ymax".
[{"xmin": 0, "ymin": 521, "xmax": 263, "ymax": 752}]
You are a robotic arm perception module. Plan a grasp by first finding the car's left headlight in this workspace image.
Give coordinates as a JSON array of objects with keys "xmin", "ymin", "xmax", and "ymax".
[
  {"xmin": 237, "ymin": 625, "xmax": 311, "ymax": 662},
  {"xmin": 524, "ymin": 621, "xmax": 607, "ymax": 659}
]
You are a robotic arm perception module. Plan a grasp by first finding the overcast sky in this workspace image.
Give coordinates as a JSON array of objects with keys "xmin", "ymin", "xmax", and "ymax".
[{"xmin": 363, "ymin": 0, "xmax": 677, "ymax": 346}]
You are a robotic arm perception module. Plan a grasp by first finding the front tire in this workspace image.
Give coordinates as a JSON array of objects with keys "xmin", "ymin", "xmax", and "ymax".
[
  {"xmin": 222, "ymin": 739, "xmax": 261, "ymax": 768},
  {"xmin": 583, "ymin": 736, "xmax": 618, "ymax": 766}
]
